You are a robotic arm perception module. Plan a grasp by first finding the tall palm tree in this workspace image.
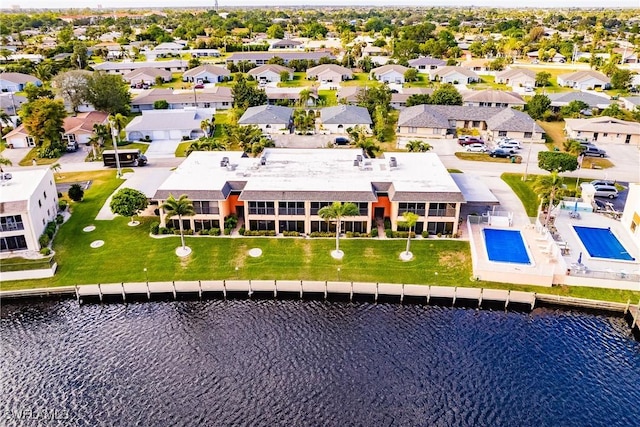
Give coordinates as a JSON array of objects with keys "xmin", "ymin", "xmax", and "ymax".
[
  {"xmin": 0, "ymin": 110, "xmax": 12, "ymax": 136},
  {"xmin": 317, "ymin": 201, "xmax": 360, "ymax": 256},
  {"xmin": 0, "ymin": 156, "xmax": 12, "ymax": 173},
  {"xmin": 161, "ymin": 194, "xmax": 195, "ymax": 252},
  {"xmin": 398, "ymin": 212, "xmax": 419, "ymax": 256},
  {"xmin": 298, "ymin": 89, "xmax": 312, "ymax": 107},
  {"xmin": 563, "ymin": 139, "xmax": 583, "ymax": 156},
  {"xmin": 50, "ymin": 162, "xmax": 62, "ymax": 179},
  {"xmin": 406, "ymin": 140, "xmax": 432, "ymax": 152},
  {"xmin": 533, "ymin": 171, "xmax": 564, "ymax": 228},
  {"xmin": 186, "ymin": 139, "xmax": 227, "ymax": 155},
  {"xmin": 108, "ymin": 113, "xmax": 128, "ymax": 145},
  {"xmin": 91, "ymin": 123, "xmax": 110, "ymax": 159}
]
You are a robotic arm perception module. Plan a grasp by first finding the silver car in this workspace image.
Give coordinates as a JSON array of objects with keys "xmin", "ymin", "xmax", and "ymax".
[
  {"xmin": 466, "ymin": 143, "xmax": 488, "ymax": 152},
  {"xmin": 593, "ymin": 185, "xmax": 618, "ymax": 199}
]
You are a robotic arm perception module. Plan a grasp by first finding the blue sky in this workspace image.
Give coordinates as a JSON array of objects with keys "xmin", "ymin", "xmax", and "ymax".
[{"xmin": 8, "ymin": 1, "xmax": 640, "ymax": 9}]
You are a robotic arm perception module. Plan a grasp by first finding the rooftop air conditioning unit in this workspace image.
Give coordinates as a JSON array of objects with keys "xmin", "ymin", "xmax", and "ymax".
[
  {"xmin": 389, "ymin": 157, "xmax": 397, "ymax": 168},
  {"xmin": 220, "ymin": 156, "xmax": 229, "ymax": 167},
  {"xmin": 260, "ymin": 157, "xmax": 267, "ymax": 166}
]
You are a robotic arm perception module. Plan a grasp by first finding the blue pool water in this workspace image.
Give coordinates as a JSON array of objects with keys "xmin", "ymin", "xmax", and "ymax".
[
  {"xmin": 573, "ymin": 226, "xmax": 635, "ymax": 261},
  {"xmin": 483, "ymin": 228, "xmax": 531, "ymax": 264}
]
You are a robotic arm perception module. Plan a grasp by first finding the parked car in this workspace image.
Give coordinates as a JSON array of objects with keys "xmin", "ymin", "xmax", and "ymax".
[
  {"xmin": 498, "ymin": 140, "xmax": 521, "ymax": 150},
  {"xmin": 334, "ymin": 137, "xmax": 350, "ymax": 145},
  {"xmin": 489, "ymin": 148, "xmax": 515, "ymax": 158},
  {"xmin": 593, "ymin": 185, "xmax": 618, "ymax": 199},
  {"xmin": 589, "ymin": 180, "xmax": 615, "ymax": 187},
  {"xmin": 66, "ymin": 141, "xmax": 79, "ymax": 152},
  {"xmin": 458, "ymin": 135, "xmax": 484, "ymax": 146},
  {"xmin": 575, "ymin": 139, "xmax": 596, "ymax": 147},
  {"xmin": 581, "ymin": 146, "xmax": 607, "ymax": 157},
  {"xmin": 466, "ymin": 143, "xmax": 488, "ymax": 152},
  {"xmin": 194, "ymin": 84, "xmax": 204, "ymax": 89}
]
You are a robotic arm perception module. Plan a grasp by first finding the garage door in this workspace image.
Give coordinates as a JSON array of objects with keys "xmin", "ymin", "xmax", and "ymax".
[
  {"xmin": 169, "ymin": 130, "xmax": 183, "ymax": 140},
  {"xmin": 153, "ymin": 130, "xmax": 168, "ymax": 140}
]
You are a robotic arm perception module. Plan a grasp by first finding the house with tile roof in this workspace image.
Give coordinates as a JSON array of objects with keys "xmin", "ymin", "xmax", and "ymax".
[
  {"xmin": 397, "ymin": 105, "xmax": 544, "ymax": 142},
  {"xmin": 557, "ymin": 71, "xmax": 610, "ymax": 90},
  {"xmin": 319, "ymin": 105, "xmax": 372, "ymax": 134},
  {"xmin": 564, "ymin": 116, "xmax": 639, "ymax": 145},
  {"xmin": 152, "ymin": 149, "xmax": 465, "ymax": 236},
  {"xmin": 237, "ymin": 105, "xmax": 293, "ymax": 134},
  {"xmin": 130, "ymin": 87, "xmax": 233, "ymax": 112},
  {"xmin": 225, "ymin": 52, "xmax": 335, "ymax": 66},
  {"xmin": 4, "ymin": 111, "xmax": 109, "ymax": 148},
  {"xmin": 92, "ymin": 60, "xmax": 187, "ymax": 75}
]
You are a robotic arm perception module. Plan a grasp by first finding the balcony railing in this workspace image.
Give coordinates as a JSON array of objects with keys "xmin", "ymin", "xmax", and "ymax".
[{"xmin": 428, "ymin": 209, "xmax": 456, "ymax": 217}]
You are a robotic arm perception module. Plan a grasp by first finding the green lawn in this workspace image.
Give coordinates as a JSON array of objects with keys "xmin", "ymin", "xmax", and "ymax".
[
  {"xmin": 340, "ymin": 73, "xmax": 381, "ymax": 87},
  {"xmin": 455, "ymin": 152, "xmax": 522, "ymax": 163},
  {"xmin": 318, "ymin": 90, "xmax": 338, "ymax": 106},
  {"xmin": 278, "ymin": 72, "xmax": 313, "ymax": 88},
  {"xmin": 18, "ymin": 148, "xmax": 59, "ymax": 166},
  {"xmin": 511, "ymin": 66, "xmax": 577, "ymax": 94},
  {"xmin": 502, "ymin": 172, "xmax": 540, "ymax": 217},
  {"xmin": 176, "ymin": 111, "xmax": 231, "ymax": 157},
  {"xmin": 468, "ymin": 75, "xmax": 509, "ymax": 90},
  {"xmin": 2, "ymin": 170, "xmax": 639, "ymax": 303},
  {"xmin": 404, "ymin": 74, "xmax": 433, "ymax": 88}
]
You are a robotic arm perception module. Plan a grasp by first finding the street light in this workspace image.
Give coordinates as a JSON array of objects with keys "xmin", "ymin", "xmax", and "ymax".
[
  {"xmin": 235, "ymin": 266, "xmax": 239, "ymax": 279},
  {"xmin": 337, "ymin": 267, "xmax": 341, "ymax": 282},
  {"xmin": 109, "ymin": 117, "xmax": 122, "ymax": 178}
]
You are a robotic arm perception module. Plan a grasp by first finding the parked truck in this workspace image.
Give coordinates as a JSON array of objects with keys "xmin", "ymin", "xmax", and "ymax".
[{"xmin": 102, "ymin": 149, "xmax": 148, "ymax": 167}]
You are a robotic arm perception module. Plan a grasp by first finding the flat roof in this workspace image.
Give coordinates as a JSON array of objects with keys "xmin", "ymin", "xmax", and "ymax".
[
  {"xmin": 451, "ymin": 173, "xmax": 499, "ymax": 204},
  {"xmin": 155, "ymin": 149, "xmax": 464, "ymax": 202},
  {"xmin": 0, "ymin": 168, "xmax": 49, "ymax": 203}
]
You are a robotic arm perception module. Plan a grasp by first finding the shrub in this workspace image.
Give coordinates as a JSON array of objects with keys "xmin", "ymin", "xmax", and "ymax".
[
  {"xmin": 39, "ymin": 233, "xmax": 50, "ymax": 248},
  {"xmin": 243, "ymin": 230, "xmax": 276, "ymax": 236},
  {"xmin": 40, "ymin": 247, "xmax": 51, "ymax": 256},
  {"xmin": 238, "ymin": 227, "xmax": 246, "ymax": 236},
  {"xmin": 282, "ymin": 231, "xmax": 300, "ymax": 237},
  {"xmin": 421, "ymin": 231, "xmax": 430, "ymax": 238},
  {"xmin": 224, "ymin": 215, "xmax": 238, "ymax": 229},
  {"xmin": 224, "ymin": 228, "xmax": 232, "ymax": 235},
  {"xmin": 309, "ymin": 231, "xmax": 336, "ymax": 237},
  {"xmin": 58, "ymin": 200, "xmax": 68, "ymax": 212},
  {"xmin": 150, "ymin": 221, "xmax": 160, "ymax": 235},
  {"xmin": 384, "ymin": 218, "xmax": 391, "ymax": 229},
  {"xmin": 68, "ymin": 184, "xmax": 84, "ymax": 202},
  {"xmin": 370, "ymin": 228, "xmax": 378, "ymax": 237},
  {"xmin": 159, "ymin": 227, "xmax": 171, "ymax": 234},
  {"xmin": 385, "ymin": 228, "xmax": 393, "ymax": 238},
  {"xmin": 44, "ymin": 221, "xmax": 57, "ymax": 238},
  {"xmin": 209, "ymin": 228, "xmax": 221, "ymax": 236},
  {"xmin": 56, "ymin": 214, "xmax": 64, "ymax": 225}
]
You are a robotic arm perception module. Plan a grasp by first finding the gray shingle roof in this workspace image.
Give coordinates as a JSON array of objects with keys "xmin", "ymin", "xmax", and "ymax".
[
  {"xmin": 182, "ymin": 64, "xmax": 231, "ymax": 78},
  {"xmin": 408, "ymin": 57, "xmax": 446, "ymax": 67},
  {"xmin": 398, "ymin": 105, "xmax": 543, "ymax": 132},
  {"xmin": 238, "ymin": 105, "xmax": 293, "ymax": 125},
  {"xmin": 548, "ymin": 91, "xmax": 612, "ymax": 108},
  {"xmin": 320, "ymin": 105, "xmax": 372, "ymax": 125}
]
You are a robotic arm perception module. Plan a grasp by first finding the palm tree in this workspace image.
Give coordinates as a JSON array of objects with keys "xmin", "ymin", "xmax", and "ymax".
[
  {"xmin": 161, "ymin": 194, "xmax": 195, "ymax": 252},
  {"xmin": 406, "ymin": 140, "xmax": 432, "ymax": 152},
  {"xmin": 299, "ymin": 89, "xmax": 312, "ymax": 107},
  {"xmin": 317, "ymin": 201, "xmax": 360, "ymax": 257},
  {"xmin": 0, "ymin": 156, "xmax": 12, "ymax": 173},
  {"xmin": 0, "ymin": 110, "xmax": 12, "ymax": 136},
  {"xmin": 563, "ymin": 139, "xmax": 583, "ymax": 156},
  {"xmin": 186, "ymin": 139, "xmax": 227, "ymax": 155},
  {"xmin": 90, "ymin": 123, "xmax": 110, "ymax": 159},
  {"xmin": 108, "ymin": 113, "xmax": 128, "ymax": 145},
  {"xmin": 398, "ymin": 212, "xmax": 419, "ymax": 257},
  {"xmin": 533, "ymin": 171, "xmax": 564, "ymax": 228},
  {"xmin": 50, "ymin": 162, "xmax": 62, "ymax": 179}
]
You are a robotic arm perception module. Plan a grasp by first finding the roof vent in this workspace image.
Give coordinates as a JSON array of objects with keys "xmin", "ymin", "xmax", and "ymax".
[
  {"xmin": 389, "ymin": 157, "xmax": 397, "ymax": 168},
  {"xmin": 260, "ymin": 156, "xmax": 267, "ymax": 166},
  {"xmin": 356, "ymin": 155, "xmax": 363, "ymax": 163},
  {"xmin": 353, "ymin": 159, "xmax": 359, "ymax": 167},
  {"xmin": 226, "ymin": 163, "xmax": 237, "ymax": 171},
  {"xmin": 220, "ymin": 156, "xmax": 229, "ymax": 167}
]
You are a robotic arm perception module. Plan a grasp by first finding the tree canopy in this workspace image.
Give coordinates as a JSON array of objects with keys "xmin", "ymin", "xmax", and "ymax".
[
  {"xmin": 110, "ymin": 188, "xmax": 149, "ymax": 223},
  {"xmin": 526, "ymin": 94, "xmax": 551, "ymax": 120},
  {"xmin": 538, "ymin": 151, "xmax": 578, "ymax": 172},
  {"xmin": 19, "ymin": 98, "xmax": 67, "ymax": 158},
  {"xmin": 85, "ymin": 72, "xmax": 131, "ymax": 115},
  {"xmin": 429, "ymin": 84, "xmax": 463, "ymax": 105}
]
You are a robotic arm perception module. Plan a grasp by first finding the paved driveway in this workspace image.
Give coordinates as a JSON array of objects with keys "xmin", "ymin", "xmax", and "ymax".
[
  {"xmin": 272, "ymin": 134, "xmax": 336, "ymax": 149},
  {"xmin": 144, "ymin": 140, "xmax": 179, "ymax": 159}
]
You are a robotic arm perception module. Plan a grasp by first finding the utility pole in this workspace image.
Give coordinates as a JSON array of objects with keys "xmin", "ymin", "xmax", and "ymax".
[
  {"xmin": 522, "ymin": 121, "xmax": 536, "ymax": 182},
  {"xmin": 109, "ymin": 117, "xmax": 122, "ymax": 178}
]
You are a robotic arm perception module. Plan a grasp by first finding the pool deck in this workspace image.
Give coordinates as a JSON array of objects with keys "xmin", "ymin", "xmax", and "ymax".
[{"xmin": 467, "ymin": 209, "xmax": 640, "ymax": 290}]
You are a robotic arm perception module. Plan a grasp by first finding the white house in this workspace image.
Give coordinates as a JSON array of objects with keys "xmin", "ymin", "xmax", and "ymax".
[
  {"xmin": 557, "ymin": 71, "xmax": 610, "ymax": 91},
  {"xmin": 123, "ymin": 67, "xmax": 172, "ymax": 86},
  {"xmin": 620, "ymin": 183, "xmax": 640, "ymax": 243},
  {"xmin": 247, "ymin": 64, "xmax": 293, "ymax": 83},
  {"xmin": 0, "ymin": 73, "xmax": 42, "ymax": 92},
  {"xmin": 182, "ymin": 64, "xmax": 231, "ymax": 84},
  {"xmin": 306, "ymin": 64, "xmax": 353, "ymax": 83},
  {"xmin": 125, "ymin": 108, "xmax": 215, "ymax": 141},
  {"xmin": 370, "ymin": 65, "xmax": 409, "ymax": 84},
  {"xmin": 408, "ymin": 57, "xmax": 446, "ymax": 73},
  {"xmin": 429, "ymin": 66, "xmax": 480, "ymax": 84},
  {"xmin": 319, "ymin": 105, "xmax": 372, "ymax": 134},
  {"xmin": 0, "ymin": 168, "xmax": 59, "ymax": 254},
  {"xmin": 564, "ymin": 116, "xmax": 639, "ymax": 145},
  {"xmin": 237, "ymin": 105, "xmax": 293, "ymax": 134},
  {"xmin": 495, "ymin": 68, "xmax": 536, "ymax": 89},
  {"xmin": 130, "ymin": 87, "xmax": 233, "ymax": 112}
]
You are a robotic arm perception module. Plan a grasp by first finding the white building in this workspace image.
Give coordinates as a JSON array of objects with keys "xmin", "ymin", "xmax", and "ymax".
[
  {"xmin": 621, "ymin": 183, "xmax": 640, "ymax": 245},
  {"xmin": 0, "ymin": 169, "xmax": 58, "ymax": 254}
]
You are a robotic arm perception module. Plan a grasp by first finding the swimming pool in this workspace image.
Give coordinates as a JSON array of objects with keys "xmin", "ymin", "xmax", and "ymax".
[
  {"xmin": 573, "ymin": 226, "xmax": 635, "ymax": 261},
  {"xmin": 483, "ymin": 228, "xmax": 531, "ymax": 264}
]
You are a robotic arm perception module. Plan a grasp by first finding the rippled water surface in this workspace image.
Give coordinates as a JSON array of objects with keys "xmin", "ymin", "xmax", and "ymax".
[{"xmin": 1, "ymin": 299, "xmax": 639, "ymax": 426}]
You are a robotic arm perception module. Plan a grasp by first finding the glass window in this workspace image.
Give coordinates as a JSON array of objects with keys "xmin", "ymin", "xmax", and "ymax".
[
  {"xmin": 524, "ymin": 132, "xmax": 532, "ymax": 138},
  {"xmin": 498, "ymin": 131, "xmax": 507, "ymax": 137},
  {"xmin": 278, "ymin": 201, "xmax": 305, "ymax": 216},
  {"xmin": 472, "ymin": 121, "xmax": 481, "ymax": 127},
  {"xmin": 398, "ymin": 202, "xmax": 426, "ymax": 216},
  {"xmin": 248, "ymin": 201, "xmax": 275, "ymax": 215},
  {"xmin": 310, "ymin": 202, "xmax": 331, "ymax": 215},
  {"xmin": 279, "ymin": 220, "xmax": 304, "ymax": 233},
  {"xmin": 1, "ymin": 235, "xmax": 28, "ymax": 252},
  {"xmin": 426, "ymin": 221, "xmax": 453, "ymax": 235},
  {"xmin": 193, "ymin": 201, "xmax": 219, "ymax": 215},
  {"xmin": 0, "ymin": 215, "xmax": 24, "ymax": 231},
  {"xmin": 249, "ymin": 220, "xmax": 275, "ymax": 231},
  {"xmin": 428, "ymin": 203, "xmax": 456, "ymax": 217}
]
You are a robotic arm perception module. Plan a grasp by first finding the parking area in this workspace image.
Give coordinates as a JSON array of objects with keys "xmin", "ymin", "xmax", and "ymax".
[{"xmin": 272, "ymin": 134, "xmax": 337, "ymax": 149}]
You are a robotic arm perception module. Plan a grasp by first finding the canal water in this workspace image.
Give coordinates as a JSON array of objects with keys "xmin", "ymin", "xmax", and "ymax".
[{"xmin": 1, "ymin": 299, "xmax": 639, "ymax": 426}]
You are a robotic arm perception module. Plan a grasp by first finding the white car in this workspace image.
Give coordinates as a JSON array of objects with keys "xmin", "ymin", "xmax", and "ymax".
[
  {"xmin": 466, "ymin": 143, "xmax": 488, "ymax": 152},
  {"xmin": 499, "ymin": 140, "xmax": 521, "ymax": 150}
]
